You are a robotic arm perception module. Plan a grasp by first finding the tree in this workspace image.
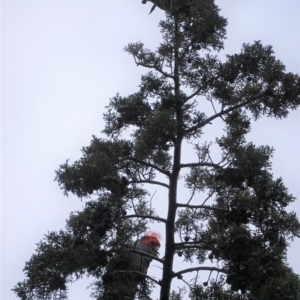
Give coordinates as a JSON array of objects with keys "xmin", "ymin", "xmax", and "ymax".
[{"xmin": 13, "ymin": 0, "xmax": 300, "ymax": 299}]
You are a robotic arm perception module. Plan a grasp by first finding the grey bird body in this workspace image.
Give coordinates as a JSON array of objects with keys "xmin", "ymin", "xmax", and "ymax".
[
  {"xmin": 101, "ymin": 234, "xmax": 160, "ymax": 300},
  {"xmin": 130, "ymin": 240, "xmax": 154, "ymax": 273}
]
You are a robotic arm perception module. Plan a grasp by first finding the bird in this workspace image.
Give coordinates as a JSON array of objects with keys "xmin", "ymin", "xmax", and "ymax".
[
  {"xmin": 101, "ymin": 231, "xmax": 161, "ymax": 300},
  {"xmin": 130, "ymin": 232, "xmax": 161, "ymax": 273},
  {"xmin": 141, "ymin": 0, "xmax": 172, "ymax": 14}
]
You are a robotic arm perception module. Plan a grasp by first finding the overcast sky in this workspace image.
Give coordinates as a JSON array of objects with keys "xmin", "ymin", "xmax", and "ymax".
[{"xmin": 1, "ymin": 1, "xmax": 300, "ymax": 299}]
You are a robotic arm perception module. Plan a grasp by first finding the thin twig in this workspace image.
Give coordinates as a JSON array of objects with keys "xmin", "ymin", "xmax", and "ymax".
[
  {"xmin": 198, "ymin": 97, "xmax": 257, "ymax": 128},
  {"xmin": 187, "ymin": 185, "xmax": 197, "ymax": 205},
  {"xmin": 176, "ymin": 203, "xmax": 227, "ymax": 212},
  {"xmin": 134, "ymin": 59, "xmax": 174, "ymax": 80},
  {"xmin": 122, "ymin": 214, "xmax": 167, "ymax": 223},
  {"xmin": 174, "ymin": 245, "xmax": 206, "ymax": 250},
  {"xmin": 123, "ymin": 249, "xmax": 164, "ymax": 264},
  {"xmin": 207, "ymin": 270, "xmax": 212, "ymax": 282},
  {"xmin": 149, "ymin": 190, "xmax": 157, "ymax": 213},
  {"xmin": 115, "ymin": 270, "xmax": 161, "ymax": 286},
  {"xmin": 180, "ymin": 277, "xmax": 192, "ymax": 288},
  {"xmin": 180, "ymin": 162, "xmax": 223, "ymax": 169},
  {"xmin": 173, "ymin": 267, "xmax": 228, "ymax": 278},
  {"xmin": 216, "ymin": 272, "xmax": 219, "ymax": 282},
  {"xmin": 201, "ymin": 191, "xmax": 215, "ymax": 206},
  {"xmin": 121, "ymin": 156, "xmax": 171, "ymax": 176},
  {"xmin": 129, "ymin": 180, "xmax": 169, "ymax": 189}
]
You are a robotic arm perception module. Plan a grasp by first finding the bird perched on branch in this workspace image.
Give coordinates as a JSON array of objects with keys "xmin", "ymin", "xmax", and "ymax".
[
  {"xmin": 142, "ymin": 0, "xmax": 194, "ymax": 16},
  {"xmin": 101, "ymin": 231, "xmax": 161, "ymax": 300},
  {"xmin": 141, "ymin": 0, "xmax": 172, "ymax": 14},
  {"xmin": 130, "ymin": 231, "xmax": 161, "ymax": 273}
]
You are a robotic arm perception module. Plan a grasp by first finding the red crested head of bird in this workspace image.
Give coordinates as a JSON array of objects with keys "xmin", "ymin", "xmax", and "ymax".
[{"xmin": 140, "ymin": 231, "xmax": 161, "ymax": 254}]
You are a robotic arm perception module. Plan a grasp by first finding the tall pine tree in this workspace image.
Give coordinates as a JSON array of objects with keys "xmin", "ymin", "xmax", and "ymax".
[{"xmin": 13, "ymin": 1, "xmax": 300, "ymax": 299}]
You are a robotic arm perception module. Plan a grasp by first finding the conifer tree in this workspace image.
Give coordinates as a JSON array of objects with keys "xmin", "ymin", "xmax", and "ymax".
[{"xmin": 13, "ymin": 1, "xmax": 300, "ymax": 299}]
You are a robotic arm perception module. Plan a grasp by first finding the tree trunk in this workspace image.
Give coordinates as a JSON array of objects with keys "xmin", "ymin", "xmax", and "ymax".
[
  {"xmin": 160, "ymin": 141, "xmax": 181, "ymax": 300},
  {"xmin": 160, "ymin": 16, "xmax": 182, "ymax": 300}
]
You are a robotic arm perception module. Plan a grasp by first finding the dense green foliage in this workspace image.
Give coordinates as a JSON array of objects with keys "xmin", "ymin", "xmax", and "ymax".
[{"xmin": 13, "ymin": 0, "xmax": 300, "ymax": 299}]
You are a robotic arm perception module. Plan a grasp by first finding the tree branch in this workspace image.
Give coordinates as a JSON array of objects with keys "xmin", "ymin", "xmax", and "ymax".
[
  {"xmin": 209, "ymin": 98, "xmax": 226, "ymax": 122},
  {"xmin": 174, "ymin": 241, "xmax": 209, "ymax": 249},
  {"xmin": 129, "ymin": 180, "xmax": 169, "ymax": 189},
  {"xmin": 175, "ymin": 245, "xmax": 206, "ymax": 250},
  {"xmin": 198, "ymin": 97, "xmax": 257, "ymax": 127},
  {"xmin": 176, "ymin": 203, "xmax": 228, "ymax": 212},
  {"xmin": 172, "ymin": 267, "xmax": 228, "ymax": 278},
  {"xmin": 186, "ymin": 86, "xmax": 203, "ymax": 101},
  {"xmin": 187, "ymin": 184, "xmax": 197, "ymax": 205},
  {"xmin": 115, "ymin": 270, "xmax": 161, "ymax": 286},
  {"xmin": 123, "ymin": 156, "xmax": 171, "ymax": 176},
  {"xmin": 134, "ymin": 60, "xmax": 174, "ymax": 80},
  {"xmin": 179, "ymin": 162, "xmax": 223, "ymax": 170},
  {"xmin": 185, "ymin": 97, "xmax": 257, "ymax": 135},
  {"xmin": 122, "ymin": 214, "xmax": 167, "ymax": 223},
  {"xmin": 124, "ymin": 249, "xmax": 164, "ymax": 264}
]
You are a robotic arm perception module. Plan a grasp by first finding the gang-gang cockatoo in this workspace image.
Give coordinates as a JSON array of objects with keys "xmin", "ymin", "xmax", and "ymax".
[
  {"xmin": 101, "ymin": 232, "xmax": 161, "ymax": 300},
  {"xmin": 141, "ymin": 0, "xmax": 194, "ymax": 15},
  {"xmin": 141, "ymin": 0, "xmax": 172, "ymax": 14},
  {"xmin": 130, "ymin": 231, "xmax": 161, "ymax": 273}
]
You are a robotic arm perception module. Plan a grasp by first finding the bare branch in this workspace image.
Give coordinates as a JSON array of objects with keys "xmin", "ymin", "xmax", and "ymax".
[
  {"xmin": 208, "ymin": 98, "xmax": 226, "ymax": 122},
  {"xmin": 129, "ymin": 180, "xmax": 169, "ymax": 189},
  {"xmin": 121, "ymin": 157, "xmax": 171, "ymax": 177},
  {"xmin": 179, "ymin": 162, "xmax": 224, "ymax": 169},
  {"xmin": 201, "ymin": 191, "xmax": 215, "ymax": 205},
  {"xmin": 135, "ymin": 61, "xmax": 174, "ymax": 80},
  {"xmin": 207, "ymin": 270, "xmax": 213, "ymax": 282},
  {"xmin": 209, "ymin": 98, "xmax": 218, "ymax": 115},
  {"xmin": 198, "ymin": 97, "xmax": 257, "ymax": 127},
  {"xmin": 186, "ymin": 86, "xmax": 203, "ymax": 101},
  {"xmin": 201, "ymin": 191, "xmax": 215, "ymax": 206},
  {"xmin": 122, "ymin": 214, "xmax": 167, "ymax": 223},
  {"xmin": 176, "ymin": 203, "xmax": 228, "ymax": 212},
  {"xmin": 115, "ymin": 270, "xmax": 161, "ymax": 286},
  {"xmin": 131, "ymin": 53, "xmax": 173, "ymax": 79},
  {"xmin": 187, "ymin": 185, "xmax": 197, "ymax": 205},
  {"xmin": 175, "ymin": 245, "xmax": 206, "ymax": 250},
  {"xmin": 207, "ymin": 146, "xmax": 215, "ymax": 164},
  {"xmin": 124, "ymin": 249, "xmax": 164, "ymax": 264},
  {"xmin": 180, "ymin": 277, "xmax": 192, "ymax": 288},
  {"xmin": 172, "ymin": 267, "xmax": 228, "ymax": 278},
  {"xmin": 149, "ymin": 190, "xmax": 157, "ymax": 213},
  {"xmin": 185, "ymin": 97, "xmax": 258, "ymax": 135},
  {"xmin": 174, "ymin": 241, "xmax": 209, "ymax": 249},
  {"xmin": 215, "ymin": 271, "xmax": 220, "ymax": 282},
  {"xmin": 130, "ymin": 199, "xmax": 138, "ymax": 215}
]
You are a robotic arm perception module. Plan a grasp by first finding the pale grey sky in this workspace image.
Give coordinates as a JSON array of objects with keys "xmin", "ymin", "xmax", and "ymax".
[{"xmin": 1, "ymin": 1, "xmax": 300, "ymax": 299}]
